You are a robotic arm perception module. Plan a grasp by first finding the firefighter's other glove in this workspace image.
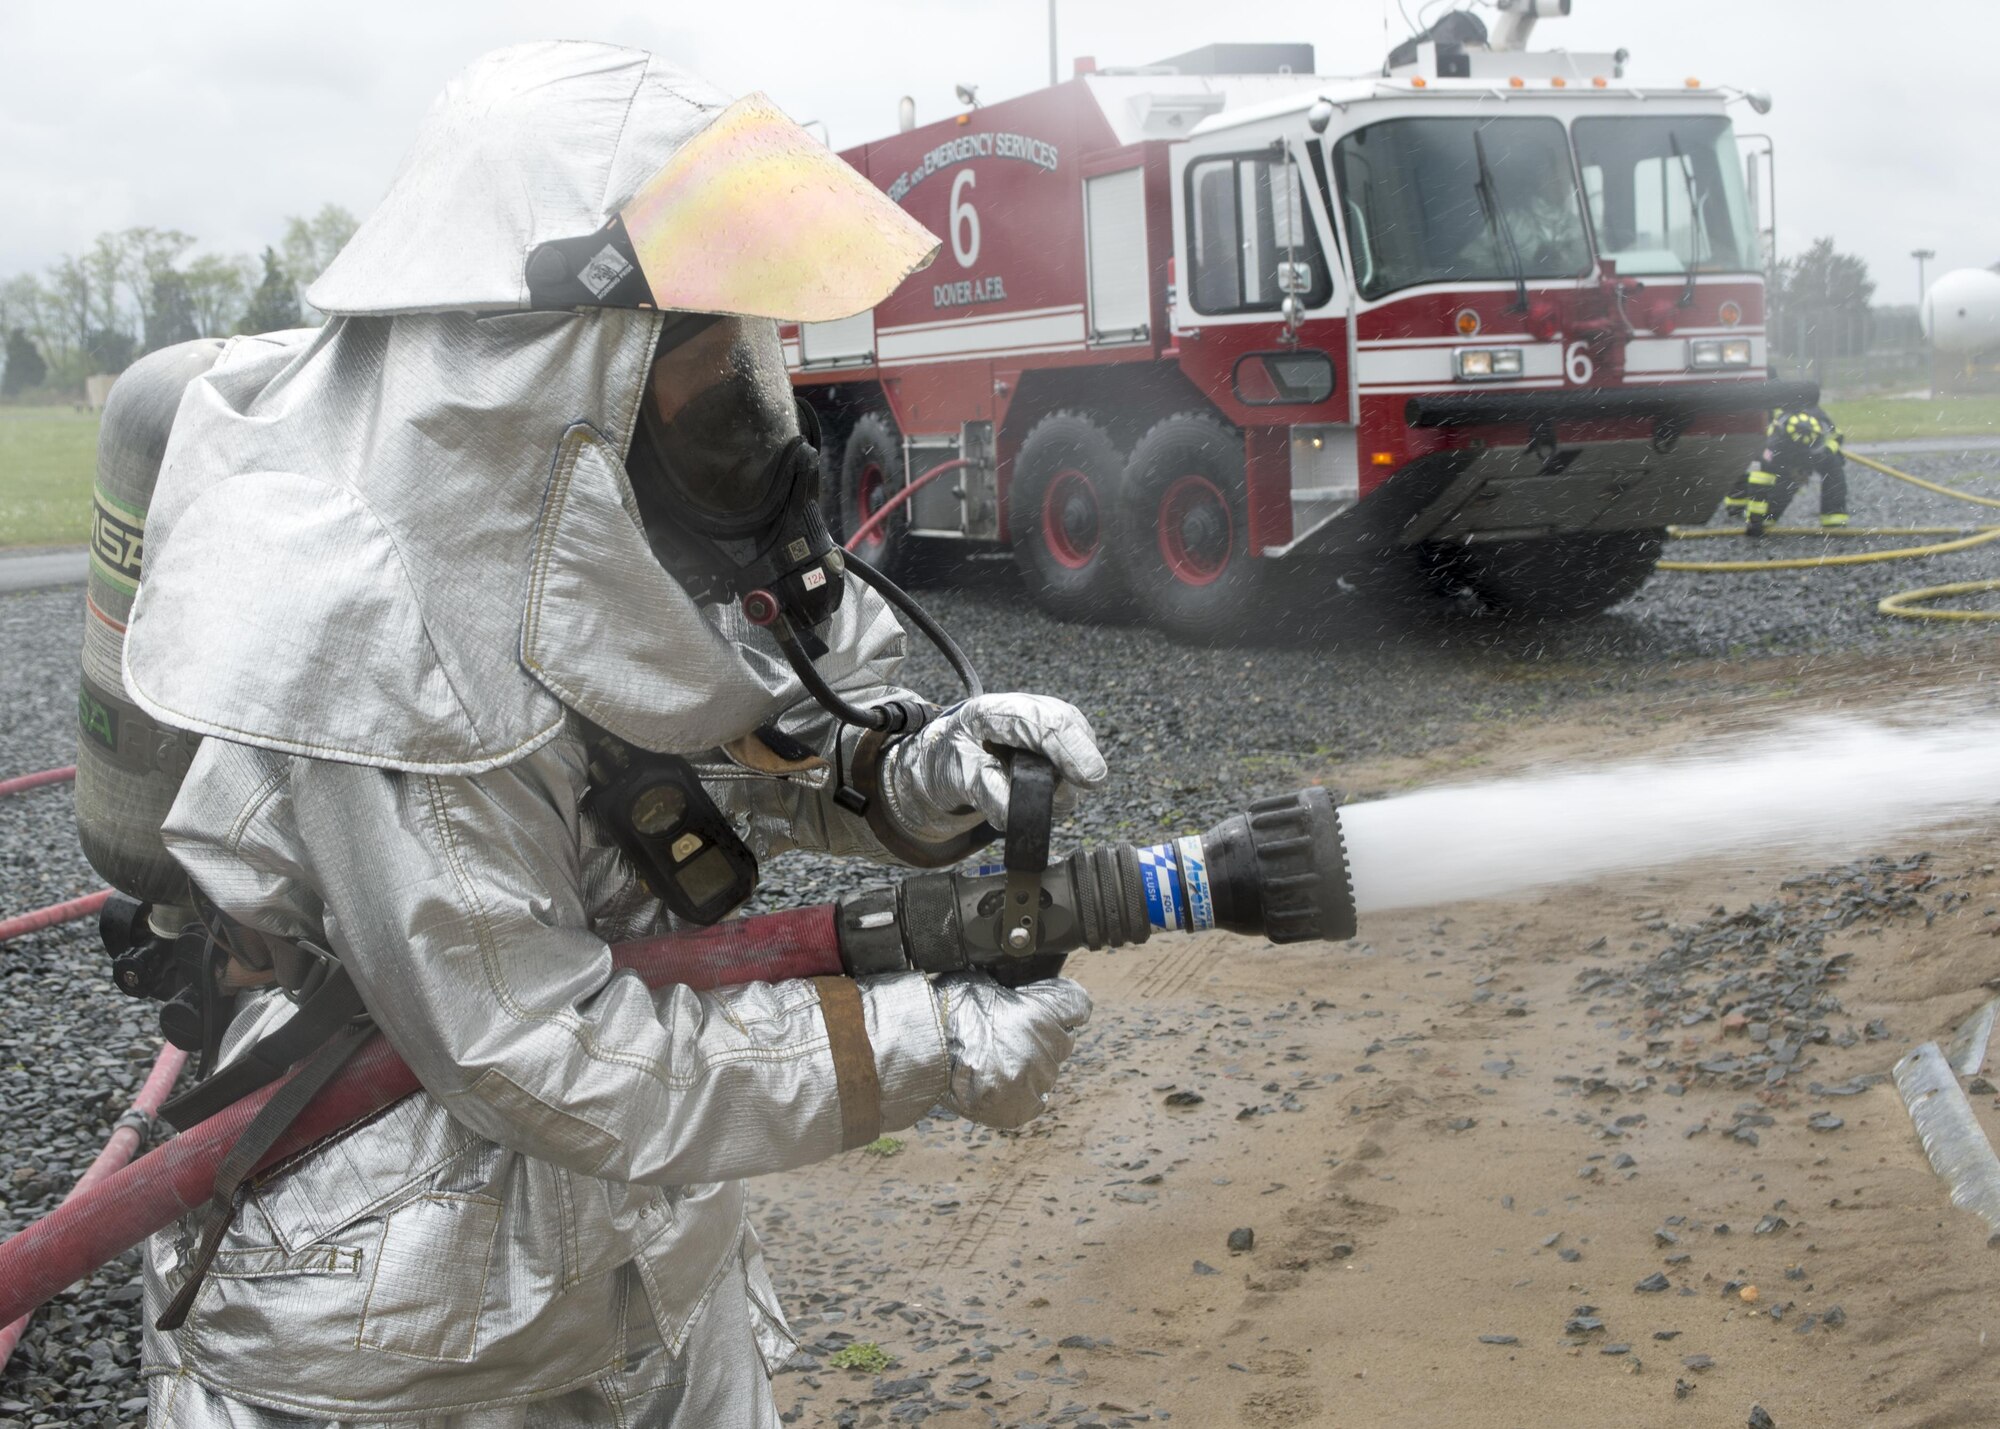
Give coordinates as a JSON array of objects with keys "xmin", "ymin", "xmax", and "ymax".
[
  {"xmin": 881, "ymin": 693, "xmax": 1108, "ymax": 840},
  {"xmin": 934, "ymin": 972, "xmax": 1092, "ymax": 1128}
]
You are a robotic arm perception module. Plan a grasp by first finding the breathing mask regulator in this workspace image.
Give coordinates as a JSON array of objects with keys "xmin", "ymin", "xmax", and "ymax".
[{"xmin": 525, "ymin": 254, "xmax": 1000, "ymax": 924}]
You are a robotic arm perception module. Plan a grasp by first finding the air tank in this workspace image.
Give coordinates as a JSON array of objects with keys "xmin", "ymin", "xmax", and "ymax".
[
  {"xmin": 1921, "ymin": 268, "xmax": 2000, "ymax": 362},
  {"xmin": 76, "ymin": 339, "xmax": 224, "ymax": 917}
]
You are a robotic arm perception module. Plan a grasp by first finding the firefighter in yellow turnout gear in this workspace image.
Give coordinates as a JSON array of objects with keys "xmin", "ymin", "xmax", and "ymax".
[{"xmin": 1724, "ymin": 403, "xmax": 1851, "ymax": 537}]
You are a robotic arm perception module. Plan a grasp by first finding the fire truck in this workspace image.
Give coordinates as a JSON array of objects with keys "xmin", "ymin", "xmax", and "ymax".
[{"xmin": 786, "ymin": 1, "xmax": 1807, "ymax": 638}]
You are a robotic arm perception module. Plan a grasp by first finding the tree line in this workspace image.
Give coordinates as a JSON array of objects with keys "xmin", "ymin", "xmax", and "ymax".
[
  {"xmin": 1766, "ymin": 236, "xmax": 1878, "ymax": 367},
  {"xmin": 0, "ymin": 205, "xmax": 357, "ymax": 398}
]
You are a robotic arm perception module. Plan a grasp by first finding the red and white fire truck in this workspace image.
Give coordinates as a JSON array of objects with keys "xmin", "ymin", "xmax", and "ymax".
[{"xmin": 787, "ymin": 1, "xmax": 1805, "ymax": 638}]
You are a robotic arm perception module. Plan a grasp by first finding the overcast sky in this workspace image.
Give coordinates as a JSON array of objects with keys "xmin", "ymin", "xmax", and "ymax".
[{"xmin": 2, "ymin": 0, "xmax": 1991, "ymax": 305}]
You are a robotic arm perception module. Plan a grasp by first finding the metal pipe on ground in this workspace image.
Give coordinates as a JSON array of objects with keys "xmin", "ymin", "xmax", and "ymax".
[{"xmin": 0, "ymin": 1043, "xmax": 187, "ymax": 1373}]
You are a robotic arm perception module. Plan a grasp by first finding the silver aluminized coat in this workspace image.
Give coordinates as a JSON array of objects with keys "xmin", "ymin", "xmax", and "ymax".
[
  {"xmin": 141, "ymin": 722, "xmax": 948, "ymax": 1423},
  {"xmin": 120, "ymin": 40, "xmax": 957, "ymax": 1426}
]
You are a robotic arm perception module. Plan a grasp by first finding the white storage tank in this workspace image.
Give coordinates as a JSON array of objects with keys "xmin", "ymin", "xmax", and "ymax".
[{"xmin": 1921, "ymin": 267, "xmax": 2000, "ymax": 363}]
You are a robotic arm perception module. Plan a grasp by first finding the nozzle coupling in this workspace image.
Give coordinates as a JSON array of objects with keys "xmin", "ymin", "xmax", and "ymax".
[{"xmin": 836, "ymin": 787, "xmax": 1355, "ymax": 978}]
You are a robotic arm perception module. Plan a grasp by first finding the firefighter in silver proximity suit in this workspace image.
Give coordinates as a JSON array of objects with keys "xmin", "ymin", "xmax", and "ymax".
[{"xmin": 120, "ymin": 42, "xmax": 1102, "ymax": 1426}]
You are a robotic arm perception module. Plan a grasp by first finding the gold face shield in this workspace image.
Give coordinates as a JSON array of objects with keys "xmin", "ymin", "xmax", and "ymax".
[{"xmin": 525, "ymin": 92, "xmax": 937, "ymax": 322}]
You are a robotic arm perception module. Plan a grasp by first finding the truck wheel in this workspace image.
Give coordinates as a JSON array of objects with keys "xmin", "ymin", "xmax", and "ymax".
[
  {"xmin": 839, "ymin": 411, "xmax": 924, "ymax": 580},
  {"xmin": 1008, "ymin": 411, "xmax": 1129, "ymax": 622},
  {"xmin": 1115, "ymin": 413, "xmax": 1265, "ymax": 642},
  {"xmin": 1448, "ymin": 528, "xmax": 1666, "ymax": 618}
]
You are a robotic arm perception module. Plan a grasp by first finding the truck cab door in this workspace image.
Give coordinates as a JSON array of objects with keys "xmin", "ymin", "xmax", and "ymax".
[
  {"xmin": 1170, "ymin": 131, "xmax": 1346, "ymax": 347},
  {"xmin": 1169, "ymin": 126, "xmax": 1355, "ymax": 553}
]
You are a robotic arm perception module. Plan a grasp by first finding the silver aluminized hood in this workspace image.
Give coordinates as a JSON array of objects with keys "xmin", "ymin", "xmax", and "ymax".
[{"xmin": 305, "ymin": 42, "xmax": 726, "ymax": 318}]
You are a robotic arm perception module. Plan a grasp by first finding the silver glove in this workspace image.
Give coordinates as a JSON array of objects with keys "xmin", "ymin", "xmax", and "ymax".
[
  {"xmin": 880, "ymin": 692, "xmax": 1108, "ymax": 840},
  {"xmin": 934, "ymin": 972, "xmax": 1092, "ymax": 1128}
]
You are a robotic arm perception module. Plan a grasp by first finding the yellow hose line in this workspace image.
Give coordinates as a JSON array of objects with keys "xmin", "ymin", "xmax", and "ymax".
[
  {"xmin": 1667, "ymin": 525, "xmax": 1981, "ymax": 540},
  {"xmin": 1845, "ymin": 450, "xmax": 2000, "ymax": 509},
  {"xmin": 1657, "ymin": 526, "xmax": 2000, "ymax": 573},
  {"xmin": 1878, "ymin": 578, "xmax": 2000, "ymax": 621},
  {"xmin": 1659, "ymin": 448, "xmax": 2000, "ymax": 615}
]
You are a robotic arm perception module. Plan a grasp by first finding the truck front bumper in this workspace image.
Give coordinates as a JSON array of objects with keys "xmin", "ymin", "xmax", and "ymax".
[
  {"xmin": 1396, "ymin": 432, "xmax": 1765, "ymax": 546},
  {"xmin": 1287, "ymin": 431, "xmax": 1765, "ymax": 556}
]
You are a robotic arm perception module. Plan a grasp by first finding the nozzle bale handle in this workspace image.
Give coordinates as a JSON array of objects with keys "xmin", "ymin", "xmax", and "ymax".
[{"xmin": 992, "ymin": 748, "xmax": 1065, "ymax": 986}]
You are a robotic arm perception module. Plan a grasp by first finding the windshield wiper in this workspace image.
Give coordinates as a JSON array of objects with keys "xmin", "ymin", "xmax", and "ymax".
[
  {"xmin": 1668, "ymin": 132, "xmax": 1701, "ymax": 307},
  {"xmin": 1472, "ymin": 128, "xmax": 1530, "ymax": 314}
]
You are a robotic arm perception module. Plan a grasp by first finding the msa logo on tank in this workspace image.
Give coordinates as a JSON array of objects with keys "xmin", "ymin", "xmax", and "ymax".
[
  {"xmin": 78, "ymin": 685, "xmax": 119, "ymax": 752},
  {"xmin": 885, "ymin": 129, "xmax": 1060, "ymax": 312},
  {"xmin": 89, "ymin": 487, "xmax": 145, "ymax": 592}
]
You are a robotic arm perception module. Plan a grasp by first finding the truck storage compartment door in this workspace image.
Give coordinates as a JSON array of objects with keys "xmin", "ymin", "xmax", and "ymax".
[
  {"xmin": 799, "ymin": 310, "xmax": 876, "ymax": 368},
  {"xmin": 1084, "ymin": 168, "xmax": 1149, "ymax": 344}
]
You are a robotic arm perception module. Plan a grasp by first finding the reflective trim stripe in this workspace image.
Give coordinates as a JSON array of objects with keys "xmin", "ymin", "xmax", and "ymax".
[
  {"xmin": 813, "ymin": 977, "xmax": 883, "ymax": 1150},
  {"xmin": 1820, "ymin": 513, "xmax": 1850, "ymax": 527},
  {"xmin": 1747, "ymin": 471, "xmax": 1778, "ymax": 486}
]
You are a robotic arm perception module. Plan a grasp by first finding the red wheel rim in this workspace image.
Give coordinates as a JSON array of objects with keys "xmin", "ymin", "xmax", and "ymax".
[
  {"xmin": 1041, "ymin": 467, "xmax": 1100, "ymax": 570},
  {"xmin": 1157, "ymin": 473, "xmax": 1233, "ymax": 587},
  {"xmin": 856, "ymin": 461, "xmax": 888, "ymax": 551}
]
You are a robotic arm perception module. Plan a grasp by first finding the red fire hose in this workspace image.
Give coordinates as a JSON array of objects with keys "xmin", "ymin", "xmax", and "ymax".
[
  {"xmin": 0, "ymin": 889, "xmax": 113, "ymax": 944},
  {"xmin": 843, "ymin": 459, "xmax": 971, "ymax": 553},
  {"xmin": 0, "ymin": 766, "xmax": 103, "ymax": 944},
  {"xmin": 0, "ymin": 903, "xmax": 844, "ymax": 1330},
  {"xmin": 0, "ymin": 1041, "xmax": 187, "ymax": 1372},
  {"xmin": 0, "ymin": 766, "xmax": 75, "ymax": 798}
]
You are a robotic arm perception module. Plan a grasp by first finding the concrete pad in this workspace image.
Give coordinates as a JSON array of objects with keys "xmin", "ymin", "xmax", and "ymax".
[{"xmin": 0, "ymin": 547, "xmax": 87, "ymax": 594}]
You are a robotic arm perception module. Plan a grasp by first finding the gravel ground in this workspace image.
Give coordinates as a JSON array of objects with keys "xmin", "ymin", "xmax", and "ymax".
[{"xmin": 0, "ymin": 445, "xmax": 1992, "ymax": 1424}]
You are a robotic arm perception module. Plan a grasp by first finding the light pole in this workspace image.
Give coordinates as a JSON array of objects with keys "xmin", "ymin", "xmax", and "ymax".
[{"xmin": 1904, "ymin": 248, "xmax": 1936, "ymax": 386}]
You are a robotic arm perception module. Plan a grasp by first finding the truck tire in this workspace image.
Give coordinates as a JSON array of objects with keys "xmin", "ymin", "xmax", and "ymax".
[
  {"xmin": 1008, "ymin": 411, "xmax": 1129, "ymax": 622},
  {"xmin": 1447, "ymin": 528, "xmax": 1666, "ymax": 618},
  {"xmin": 839, "ymin": 411, "xmax": 925, "ymax": 581},
  {"xmin": 1114, "ymin": 413, "xmax": 1265, "ymax": 642}
]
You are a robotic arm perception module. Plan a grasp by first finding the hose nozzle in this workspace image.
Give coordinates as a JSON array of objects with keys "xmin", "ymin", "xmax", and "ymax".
[{"xmin": 837, "ymin": 787, "xmax": 1356, "ymax": 980}]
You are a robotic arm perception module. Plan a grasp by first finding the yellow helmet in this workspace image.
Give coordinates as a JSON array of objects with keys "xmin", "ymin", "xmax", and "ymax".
[{"xmin": 1781, "ymin": 411, "xmax": 1827, "ymax": 449}]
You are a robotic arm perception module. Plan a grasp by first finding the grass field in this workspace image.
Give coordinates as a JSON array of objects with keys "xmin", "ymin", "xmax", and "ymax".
[
  {"xmin": 0, "ymin": 406, "xmax": 100, "ymax": 549},
  {"xmin": 1, "ymin": 393, "xmax": 1996, "ymax": 551},
  {"xmin": 1831, "ymin": 394, "xmax": 2000, "ymax": 444}
]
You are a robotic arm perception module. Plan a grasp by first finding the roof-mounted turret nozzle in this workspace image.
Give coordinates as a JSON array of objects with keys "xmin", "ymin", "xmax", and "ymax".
[{"xmin": 1490, "ymin": 0, "xmax": 1572, "ymax": 52}]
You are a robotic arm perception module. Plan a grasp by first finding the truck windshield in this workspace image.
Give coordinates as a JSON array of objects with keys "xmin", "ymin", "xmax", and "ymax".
[
  {"xmin": 1332, "ymin": 117, "xmax": 1590, "ymax": 301},
  {"xmin": 1572, "ymin": 116, "xmax": 1760, "ymax": 276}
]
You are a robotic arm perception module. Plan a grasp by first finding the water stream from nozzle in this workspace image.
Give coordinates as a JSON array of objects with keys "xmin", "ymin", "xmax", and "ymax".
[{"xmin": 1339, "ymin": 712, "xmax": 2000, "ymax": 915}]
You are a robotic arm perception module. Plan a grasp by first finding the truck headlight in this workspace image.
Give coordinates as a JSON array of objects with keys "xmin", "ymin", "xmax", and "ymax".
[
  {"xmin": 1688, "ymin": 338, "xmax": 1752, "ymax": 369},
  {"xmin": 1455, "ymin": 347, "xmax": 1523, "ymax": 380}
]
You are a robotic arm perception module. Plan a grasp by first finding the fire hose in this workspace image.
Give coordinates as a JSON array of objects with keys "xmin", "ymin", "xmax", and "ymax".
[
  {"xmin": 0, "ymin": 785, "xmax": 1353, "ymax": 1332},
  {"xmin": 0, "ymin": 1041, "xmax": 187, "ymax": 1373},
  {"xmin": 843, "ymin": 458, "xmax": 972, "ymax": 553},
  {"xmin": 1660, "ymin": 451, "xmax": 2000, "ymax": 619},
  {"xmin": 0, "ymin": 765, "xmax": 107, "ymax": 944},
  {"xmin": 0, "ymin": 765, "xmax": 75, "ymax": 799}
]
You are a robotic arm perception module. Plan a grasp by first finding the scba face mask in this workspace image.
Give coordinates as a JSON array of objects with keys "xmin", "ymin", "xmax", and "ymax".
[
  {"xmin": 526, "ymin": 88, "xmax": 981, "ymax": 739},
  {"xmin": 626, "ymin": 313, "xmax": 845, "ymax": 638}
]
